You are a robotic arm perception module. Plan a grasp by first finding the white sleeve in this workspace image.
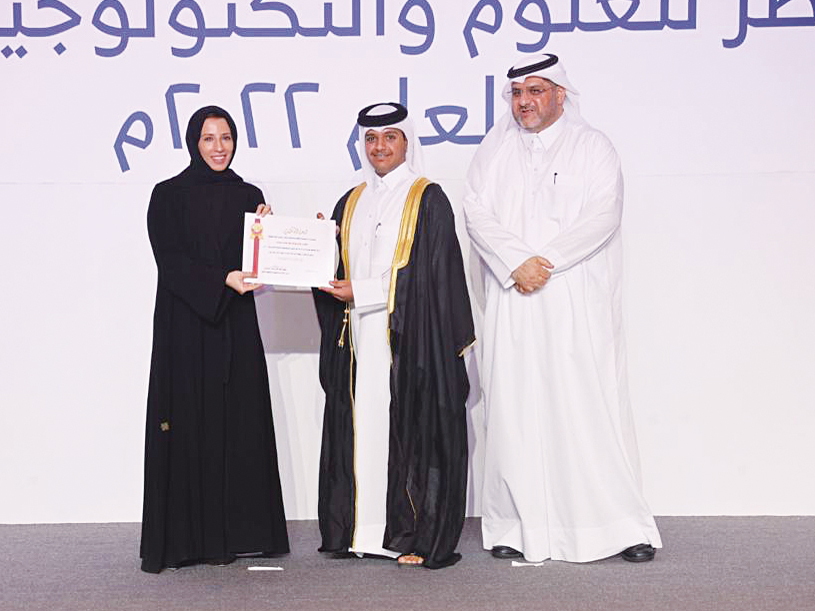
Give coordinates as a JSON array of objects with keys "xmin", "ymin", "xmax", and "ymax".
[
  {"xmin": 463, "ymin": 186, "xmax": 538, "ymax": 288},
  {"xmin": 351, "ymin": 271, "xmax": 390, "ymax": 311},
  {"xmin": 463, "ymin": 130, "xmax": 537, "ymax": 289}
]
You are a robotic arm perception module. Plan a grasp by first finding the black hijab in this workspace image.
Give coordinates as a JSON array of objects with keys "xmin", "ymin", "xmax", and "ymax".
[{"xmin": 182, "ymin": 105, "xmax": 244, "ymax": 184}]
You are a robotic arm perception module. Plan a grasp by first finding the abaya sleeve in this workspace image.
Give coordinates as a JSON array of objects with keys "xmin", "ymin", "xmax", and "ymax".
[{"xmin": 147, "ymin": 182, "xmax": 233, "ymax": 324}]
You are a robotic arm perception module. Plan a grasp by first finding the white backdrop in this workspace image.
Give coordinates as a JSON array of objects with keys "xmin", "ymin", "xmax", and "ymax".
[{"xmin": 1, "ymin": 0, "xmax": 814, "ymax": 523}]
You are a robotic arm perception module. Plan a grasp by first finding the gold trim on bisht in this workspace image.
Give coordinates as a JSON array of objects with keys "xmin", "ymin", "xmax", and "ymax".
[
  {"xmin": 389, "ymin": 177, "xmax": 430, "ymax": 522},
  {"xmin": 388, "ymin": 177, "xmax": 430, "ymax": 303},
  {"xmin": 386, "ymin": 177, "xmax": 431, "ymax": 346},
  {"xmin": 458, "ymin": 338, "xmax": 477, "ymax": 358},
  {"xmin": 337, "ymin": 182, "xmax": 366, "ymax": 547},
  {"xmin": 336, "ymin": 178, "xmax": 431, "ymax": 544},
  {"xmin": 337, "ymin": 183, "xmax": 366, "ymax": 348}
]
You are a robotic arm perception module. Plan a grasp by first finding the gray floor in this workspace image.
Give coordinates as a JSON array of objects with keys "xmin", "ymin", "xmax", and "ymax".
[{"xmin": 2, "ymin": 517, "xmax": 814, "ymax": 611}]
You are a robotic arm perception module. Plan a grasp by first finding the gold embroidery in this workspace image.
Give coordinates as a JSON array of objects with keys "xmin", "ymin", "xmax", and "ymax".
[
  {"xmin": 458, "ymin": 339, "xmax": 477, "ymax": 358},
  {"xmin": 406, "ymin": 485, "xmax": 417, "ymax": 523},
  {"xmin": 390, "ymin": 177, "xmax": 431, "ymax": 524},
  {"xmin": 337, "ymin": 305, "xmax": 350, "ymax": 348},
  {"xmin": 387, "ymin": 177, "xmax": 431, "ymax": 346},
  {"xmin": 338, "ymin": 184, "xmax": 366, "ymax": 348},
  {"xmin": 349, "ymin": 346, "xmax": 358, "ymax": 547},
  {"xmin": 338, "ymin": 184, "xmax": 366, "ymax": 548},
  {"xmin": 337, "ymin": 178, "xmax": 431, "ymax": 546}
]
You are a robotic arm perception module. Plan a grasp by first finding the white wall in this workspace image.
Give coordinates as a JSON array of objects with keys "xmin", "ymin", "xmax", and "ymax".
[{"xmin": 1, "ymin": 1, "xmax": 814, "ymax": 523}]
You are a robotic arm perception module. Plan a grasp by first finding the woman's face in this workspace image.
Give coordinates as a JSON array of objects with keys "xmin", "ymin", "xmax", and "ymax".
[{"xmin": 197, "ymin": 117, "xmax": 234, "ymax": 171}]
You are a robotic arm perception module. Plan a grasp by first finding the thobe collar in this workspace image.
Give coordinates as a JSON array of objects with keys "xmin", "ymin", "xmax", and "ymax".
[
  {"xmin": 520, "ymin": 113, "xmax": 567, "ymax": 152},
  {"xmin": 371, "ymin": 160, "xmax": 413, "ymax": 192}
]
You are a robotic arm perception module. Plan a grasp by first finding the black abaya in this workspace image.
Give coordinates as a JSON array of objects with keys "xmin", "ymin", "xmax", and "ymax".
[{"xmin": 140, "ymin": 106, "xmax": 289, "ymax": 573}]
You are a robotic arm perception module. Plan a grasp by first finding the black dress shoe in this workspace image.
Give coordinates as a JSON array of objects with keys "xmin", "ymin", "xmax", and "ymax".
[
  {"xmin": 621, "ymin": 543, "xmax": 655, "ymax": 563},
  {"xmin": 491, "ymin": 545, "xmax": 523, "ymax": 559},
  {"xmin": 331, "ymin": 551, "xmax": 356, "ymax": 559},
  {"xmin": 206, "ymin": 555, "xmax": 236, "ymax": 566}
]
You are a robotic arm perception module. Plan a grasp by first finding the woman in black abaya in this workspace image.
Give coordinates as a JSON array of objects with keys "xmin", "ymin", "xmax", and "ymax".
[{"xmin": 140, "ymin": 106, "xmax": 289, "ymax": 573}]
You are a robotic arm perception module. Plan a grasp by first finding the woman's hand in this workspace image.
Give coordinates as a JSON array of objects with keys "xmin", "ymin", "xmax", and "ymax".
[
  {"xmin": 317, "ymin": 212, "xmax": 340, "ymax": 236},
  {"xmin": 226, "ymin": 270, "xmax": 262, "ymax": 295}
]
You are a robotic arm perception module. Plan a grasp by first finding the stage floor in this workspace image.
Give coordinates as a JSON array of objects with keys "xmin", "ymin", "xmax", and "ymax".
[{"xmin": 2, "ymin": 517, "xmax": 813, "ymax": 611}]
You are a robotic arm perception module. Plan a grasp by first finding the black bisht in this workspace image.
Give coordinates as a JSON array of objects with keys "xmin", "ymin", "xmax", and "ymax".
[{"xmin": 313, "ymin": 182, "xmax": 475, "ymax": 569}]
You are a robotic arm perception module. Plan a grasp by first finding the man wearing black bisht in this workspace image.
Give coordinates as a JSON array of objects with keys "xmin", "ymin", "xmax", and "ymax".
[
  {"xmin": 140, "ymin": 106, "xmax": 289, "ymax": 573},
  {"xmin": 313, "ymin": 103, "xmax": 475, "ymax": 568}
]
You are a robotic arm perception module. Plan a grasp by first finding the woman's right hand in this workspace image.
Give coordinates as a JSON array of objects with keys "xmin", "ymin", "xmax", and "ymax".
[
  {"xmin": 226, "ymin": 270, "xmax": 262, "ymax": 295},
  {"xmin": 317, "ymin": 212, "xmax": 340, "ymax": 236}
]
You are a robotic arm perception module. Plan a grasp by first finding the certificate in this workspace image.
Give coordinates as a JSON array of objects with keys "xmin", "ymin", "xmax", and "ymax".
[{"xmin": 241, "ymin": 214, "xmax": 336, "ymax": 288}]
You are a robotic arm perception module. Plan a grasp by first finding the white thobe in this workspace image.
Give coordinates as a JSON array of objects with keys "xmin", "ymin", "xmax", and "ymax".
[
  {"xmin": 346, "ymin": 162, "xmax": 417, "ymax": 558},
  {"xmin": 464, "ymin": 114, "xmax": 662, "ymax": 562}
]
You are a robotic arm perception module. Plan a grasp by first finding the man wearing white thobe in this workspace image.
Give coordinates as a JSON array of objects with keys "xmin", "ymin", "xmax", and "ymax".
[{"xmin": 464, "ymin": 53, "xmax": 662, "ymax": 563}]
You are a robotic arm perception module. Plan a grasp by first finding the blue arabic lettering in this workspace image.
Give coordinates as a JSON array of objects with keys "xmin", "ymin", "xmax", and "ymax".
[
  {"xmin": 463, "ymin": 0, "xmax": 503, "ymax": 58},
  {"xmin": 167, "ymin": 0, "xmax": 362, "ymax": 58},
  {"xmin": 241, "ymin": 0, "xmax": 361, "ymax": 38},
  {"xmin": 241, "ymin": 0, "xmax": 298, "ymax": 37},
  {"xmin": 577, "ymin": 0, "xmax": 696, "ymax": 32},
  {"xmin": 244, "ymin": 0, "xmax": 303, "ymax": 37},
  {"xmin": 589, "ymin": 0, "xmax": 697, "ymax": 32},
  {"xmin": 421, "ymin": 106, "xmax": 474, "ymax": 145},
  {"xmin": 462, "ymin": 0, "xmax": 697, "ymax": 58},
  {"xmin": 398, "ymin": 0, "xmax": 434, "ymax": 55},
  {"xmin": 239, "ymin": 82, "xmax": 321, "ymax": 148},
  {"xmin": 115, "ymin": 80, "xmax": 328, "ymax": 171},
  {"xmin": 241, "ymin": 83, "xmax": 277, "ymax": 149},
  {"xmin": 514, "ymin": 0, "xmax": 563, "ymax": 52},
  {"xmin": 659, "ymin": 0, "xmax": 698, "ymax": 30},
  {"xmin": 92, "ymin": 0, "xmax": 155, "ymax": 58},
  {"xmin": 724, "ymin": 0, "xmax": 815, "ymax": 48},
  {"xmin": 284, "ymin": 83, "xmax": 320, "ymax": 148},
  {"xmin": 587, "ymin": 0, "xmax": 640, "ymax": 32},
  {"xmin": 0, "ymin": 0, "xmax": 81, "ymax": 37},
  {"xmin": 114, "ymin": 111, "xmax": 153, "ymax": 172},
  {"xmin": 166, "ymin": 83, "xmax": 201, "ymax": 148},
  {"xmin": 376, "ymin": 0, "xmax": 385, "ymax": 34},
  {"xmin": 301, "ymin": 0, "xmax": 360, "ymax": 36},
  {"xmin": 346, "ymin": 75, "xmax": 495, "ymax": 169},
  {"xmin": 168, "ymin": 0, "xmax": 210, "ymax": 58},
  {"xmin": 420, "ymin": 75, "xmax": 495, "ymax": 145}
]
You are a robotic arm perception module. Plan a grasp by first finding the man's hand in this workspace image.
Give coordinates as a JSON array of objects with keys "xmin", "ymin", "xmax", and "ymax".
[
  {"xmin": 226, "ymin": 270, "xmax": 262, "ymax": 295},
  {"xmin": 511, "ymin": 256, "xmax": 554, "ymax": 294},
  {"xmin": 255, "ymin": 203, "xmax": 272, "ymax": 216},
  {"xmin": 320, "ymin": 279, "xmax": 353, "ymax": 302}
]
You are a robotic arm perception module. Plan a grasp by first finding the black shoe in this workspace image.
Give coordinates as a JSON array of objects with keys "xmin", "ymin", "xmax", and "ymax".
[
  {"xmin": 491, "ymin": 545, "xmax": 523, "ymax": 559},
  {"xmin": 324, "ymin": 551, "xmax": 358, "ymax": 559},
  {"xmin": 621, "ymin": 543, "xmax": 655, "ymax": 563},
  {"xmin": 206, "ymin": 555, "xmax": 236, "ymax": 566}
]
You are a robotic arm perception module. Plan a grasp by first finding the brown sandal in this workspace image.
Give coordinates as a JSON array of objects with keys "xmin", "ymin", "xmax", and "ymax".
[{"xmin": 397, "ymin": 553, "xmax": 424, "ymax": 567}]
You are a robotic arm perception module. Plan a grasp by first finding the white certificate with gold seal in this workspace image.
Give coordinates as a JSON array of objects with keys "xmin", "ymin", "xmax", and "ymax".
[{"xmin": 241, "ymin": 214, "xmax": 336, "ymax": 288}]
